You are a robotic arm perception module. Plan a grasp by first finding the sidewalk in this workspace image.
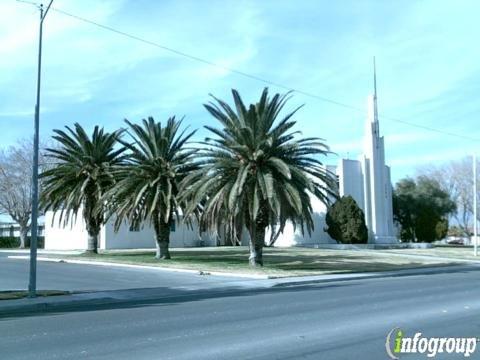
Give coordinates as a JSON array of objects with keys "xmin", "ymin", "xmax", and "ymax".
[{"xmin": 1, "ymin": 263, "xmax": 478, "ymax": 318}]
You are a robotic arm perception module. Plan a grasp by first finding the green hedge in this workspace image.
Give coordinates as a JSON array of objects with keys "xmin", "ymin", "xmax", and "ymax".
[
  {"xmin": 0, "ymin": 237, "xmax": 20, "ymax": 248},
  {"xmin": 25, "ymin": 237, "xmax": 45, "ymax": 248},
  {"xmin": 0, "ymin": 237, "xmax": 44, "ymax": 249}
]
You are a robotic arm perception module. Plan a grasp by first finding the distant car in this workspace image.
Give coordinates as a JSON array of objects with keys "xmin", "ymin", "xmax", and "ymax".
[{"xmin": 447, "ymin": 239, "xmax": 464, "ymax": 245}]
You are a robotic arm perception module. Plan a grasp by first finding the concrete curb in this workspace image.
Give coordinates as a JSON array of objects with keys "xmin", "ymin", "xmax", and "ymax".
[
  {"xmin": 7, "ymin": 255, "xmax": 271, "ymax": 280},
  {"xmin": 0, "ymin": 294, "xmax": 108, "ymax": 317},
  {"xmin": 0, "ymin": 291, "xmax": 199, "ymax": 318},
  {"xmin": 269, "ymin": 263, "xmax": 479, "ymax": 287}
]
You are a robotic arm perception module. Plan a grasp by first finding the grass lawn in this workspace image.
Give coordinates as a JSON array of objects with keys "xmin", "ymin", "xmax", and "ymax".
[
  {"xmin": 0, "ymin": 290, "xmax": 70, "ymax": 301},
  {"xmin": 52, "ymin": 246, "xmax": 460, "ymax": 278}
]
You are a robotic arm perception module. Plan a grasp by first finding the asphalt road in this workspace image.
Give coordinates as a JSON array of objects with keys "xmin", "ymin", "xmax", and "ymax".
[
  {"xmin": 2, "ymin": 253, "xmax": 480, "ymax": 359},
  {"xmin": 0, "ymin": 251, "xmax": 249, "ymax": 292}
]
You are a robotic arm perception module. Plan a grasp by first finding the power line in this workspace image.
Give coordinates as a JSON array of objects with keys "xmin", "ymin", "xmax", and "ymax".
[
  {"xmin": 18, "ymin": 2, "xmax": 480, "ymax": 143},
  {"xmin": 52, "ymin": 8, "xmax": 364, "ymax": 111},
  {"xmin": 380, "ymin": 113, "xmax": 479, "ymax": 141},
  {"xmin": 16, "ymin": 0, "xmax": 41, "ymax": 6}
]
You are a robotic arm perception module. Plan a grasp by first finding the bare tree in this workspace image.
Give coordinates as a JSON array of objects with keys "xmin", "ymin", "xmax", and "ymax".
[
  {"xmin": 418, "ymin": 157, "xmax": 479, "ymax": 236},
  {"xmin": 0, "ymin": 139, "xmax": 48, "ymax": 248}
]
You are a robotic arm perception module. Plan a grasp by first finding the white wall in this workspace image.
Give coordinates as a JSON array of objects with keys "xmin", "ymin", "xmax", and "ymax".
[
  {"xmin": 102, "ymin": 217, "xmax": 217, "ymax": 249},
  {"xmin": 338, "ymin": 159, "xmax": 365, "ymax": 210},
  {"xmin": 45, "ymin": 194, "xmax": 336, "ymax": 250},
  {"xmin": 45, "ymin": 208, "xmax": 220, "ymax": 250},
  {"xmin": 101, "ymin": 220, "xmax": 155, "ymax": 250},
  {"xmin": 270, "ymin": 194, "xmax": 336, "ymax": 247},
  {"xmin": 44, "ymin": 211, "xmax": 88, "ymax": 250},
  {"xmin": 385, "ymin": 165, "xmax": 395, "ymax": 236}
]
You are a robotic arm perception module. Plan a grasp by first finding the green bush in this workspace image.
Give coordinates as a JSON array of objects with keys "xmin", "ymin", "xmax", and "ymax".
[
  {"xmin": 435, "ymin": 218, "xmax": 449, "ymax": 240},
  {"xmin": 0, "ymin": 237, "xmax": 20, "ymax": 248},
  {"xmin": 325, "ymin": 196, "xmax": 368, "ymax": 244},
  {"xmin": 25, "ymin": 237, "xmax": 45, "ymax": 248},
  {"xmin": 0, "ymin": 237, "xmax": 45, "ymax": 248}
]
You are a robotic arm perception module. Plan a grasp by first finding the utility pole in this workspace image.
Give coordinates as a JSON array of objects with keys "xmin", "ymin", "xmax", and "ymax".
[
  {"xmin": 474, "ymin": 154, "xmax": 478, "ymax": 257},
  {"xmin": 28, "ymin": 0, "xmax": 53, "ymax": 298}
]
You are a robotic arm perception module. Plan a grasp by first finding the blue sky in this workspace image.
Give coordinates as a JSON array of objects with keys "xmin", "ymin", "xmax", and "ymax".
[{"xmin": 1, "ymin": 0, "xmax": 479, "ymax": 182}]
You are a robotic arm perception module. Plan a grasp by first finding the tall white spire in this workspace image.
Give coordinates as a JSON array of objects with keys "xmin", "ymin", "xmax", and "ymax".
[
  {"xmin": 335, "ymin": 58, "xmax": 397, "ymax": 245},
  {"xmin": 367, "ymin": 57, "xmax": 380, "ymax": 149},
  {"xmin": 334, "ymin": 58, "xmax": 397, "ymax": 245},
  {"xmin": 360, "ymin": 57, "xmax": 396, "ymax": 243}
]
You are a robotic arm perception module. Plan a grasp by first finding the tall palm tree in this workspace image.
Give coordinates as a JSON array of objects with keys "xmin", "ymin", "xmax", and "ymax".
[
  {"xmin": 40, "ymin": 123, "xmax": 125, "ymax": 253},
  {"xmin": 104, "ymin": 117, "xmax": 197, "ymax": 260},
  {"xmin": 182, "ymin": 88, "xmax": 337, "ymax": 266}
]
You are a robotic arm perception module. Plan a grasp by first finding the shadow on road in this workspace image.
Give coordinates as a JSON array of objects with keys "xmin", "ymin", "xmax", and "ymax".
[
  {"xmin": 1, "ymin": 264, "xmax": 479, "ymax": 321},
  {"xmin": 0, "ymin": 282, "xmax": 350, "ymax": 321}
]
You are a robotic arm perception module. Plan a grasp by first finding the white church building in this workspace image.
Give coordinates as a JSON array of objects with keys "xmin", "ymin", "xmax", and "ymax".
[
  {"xmin": 44, "ymin": 211, "xmax": 217, "ymax": 250},
  {"xmin": 271, "ymin": 73, "xmax": 396, "ymax": 246},
  {"xmin": 44, "ymin": 75, "xmax": 397, "ymax": 250}
]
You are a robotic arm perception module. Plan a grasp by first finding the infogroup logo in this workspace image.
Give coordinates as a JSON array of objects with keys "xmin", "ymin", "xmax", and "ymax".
[{"xmin": 385, "ymin": 328, "xmax": 478, "ymax": 359}]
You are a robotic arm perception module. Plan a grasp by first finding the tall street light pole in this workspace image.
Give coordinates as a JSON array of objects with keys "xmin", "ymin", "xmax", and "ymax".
[{"xmin": 29, "ymin": 0, "xmax": 53, "ymax": 298}]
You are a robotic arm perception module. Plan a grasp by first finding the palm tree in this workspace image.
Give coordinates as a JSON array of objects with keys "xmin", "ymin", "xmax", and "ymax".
[
  {"xmin": 182, "ymin": 88, "xmax": 337, "ymax": 266},
  {"xmin": 40, "ymin": 123, "xmax": 125, "ymax": 253},
  {"xmin": 104, "ymin": 117, "xmax": 197, "ymax": 260}
]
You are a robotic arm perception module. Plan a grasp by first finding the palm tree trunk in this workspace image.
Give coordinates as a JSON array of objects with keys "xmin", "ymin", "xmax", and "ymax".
[
  {"xmin": 154, "ymin": 219, "xmax": 171, "ymax": 260},
  {"xmin": 86, "ymin": 232, "xmax": 98, "ymax": 254},
  {"xmin": 247, "ymin": 203, "xmax": 269, "ymax": 266},
  {"xmin": 248, "ymin": 224, "xmax": 265, "ymax": 267},
  {"xmin": 84, "ymin": 196, "xmax": 101, "ymax": 254}
]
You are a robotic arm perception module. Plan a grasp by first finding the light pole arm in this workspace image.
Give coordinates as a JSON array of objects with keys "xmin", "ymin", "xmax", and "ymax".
[{"xmin": 42, "ymin": 0, "xmax": 53, "ymax": 21}]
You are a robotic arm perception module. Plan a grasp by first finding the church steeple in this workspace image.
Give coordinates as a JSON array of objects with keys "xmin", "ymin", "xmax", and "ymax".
[
  {"xmin": 368, "ymin": 57, "xmax": 380, "ymax": 143},
  {"xmin": 336, "ymin": 57, "xmax": 396, "ymax": 246}
]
